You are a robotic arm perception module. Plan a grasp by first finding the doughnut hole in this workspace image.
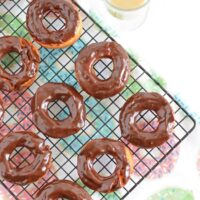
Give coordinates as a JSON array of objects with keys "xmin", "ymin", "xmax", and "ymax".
[
  {"xmin": 9, "ymin": 147, "xmax": 34, "ymax": 169},
  {"xmin": 0, "ymin": 52, "xmax": 22, "ymax": 75},
  {"xmin": 93, "ymin": 154, "xmax": 116, "ymax": 177},
  {"xmin": 42, "ymin": 11, "xmax": 65, "ymax": 31},
  {"xmin": 134, "ymin": 110, "xmax": 159, "ymax": 132},
  {"xmin": 93, "ymin": 58, "xmax": 113, "ymax": 80},
  {"xmin": 48, "ymin": 100, "xmax": 70, "ymax": 121}
]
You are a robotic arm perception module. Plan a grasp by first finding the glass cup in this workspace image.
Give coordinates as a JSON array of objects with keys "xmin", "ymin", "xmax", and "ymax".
[
  {"xmin": 104, "ymin": 0, "xmax": 150, "ymax": 30},
  {"xmin": 106, "ymin": 0, "xmax": 149, "ymax": 10}
]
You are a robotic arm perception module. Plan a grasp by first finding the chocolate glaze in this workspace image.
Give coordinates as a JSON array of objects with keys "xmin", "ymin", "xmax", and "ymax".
[
  {"xmin": 0, "ymin": 98, "xmax": 4, "ymax": 124},
  {"xmin": 36, "ymin": 180, "xmax": 92, "ymax": 200},
  {"xmin": 75, "ymin": 41, "xmax": 130, "ymax": 99},
  {"xmin": 31, "ymin": 82, "xmax": 86, "ymax": 138},
  {"xmin": 0, "ymin": 36, "xmax": 40, "ymax": 92},
  {"xmin": 26, "ymin": 0, "xmax": 80, "ymax": 46},
  {"xmin": 120, "ymin": 92, "xmax": 175, "ymax": 148},
  {"xmin": 77, "ymin": 138, "xmax": 134, "ymax": 193},
  {"xmin": 0, "ymin": 131, "xmax": 51, "ymax": 185}
]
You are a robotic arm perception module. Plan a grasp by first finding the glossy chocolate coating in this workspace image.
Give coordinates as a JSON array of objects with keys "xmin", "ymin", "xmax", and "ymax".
[
  {"xmin": 75, "ymin": 41, "xmax": 130, "ymax": 99},
  {"xmin": 31, "ymin": 82, "xmax": 86, "ymax": 138},
  {"xmin": 0, "ymin": 131, "xmax": 52, "ymax": 185},
  {"xmin": 36, "ymin": 180, "xmax": 92, "ymax": 200},
  {"xmin": 77, "ymin": 138, "xmax": 134, "ymax": 193},
  {"xmin": 120, "ymin": 92, "xmax": 175, "ymax": 148},
  {"xmin": 26, "ymin": 0, "xmax": 80, "ymax": 46},
  {"xmin": 0, "ymin": 98, "xmax": 4, "ymax": 124},
  {"xmin": 0, "ymin": 36, "xmax": 40, "ymax": 92}
]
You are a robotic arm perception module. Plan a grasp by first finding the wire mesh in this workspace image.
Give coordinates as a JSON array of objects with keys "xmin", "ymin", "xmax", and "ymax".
[{"xmin": 0, "ymin": 0, "xmax": 196, "ymax": 199}]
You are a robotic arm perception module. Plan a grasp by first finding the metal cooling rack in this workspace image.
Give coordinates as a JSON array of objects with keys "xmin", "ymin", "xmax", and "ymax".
[{"xmin": 0, "ymin": 0, "xmax": 196, "ymax": 199}]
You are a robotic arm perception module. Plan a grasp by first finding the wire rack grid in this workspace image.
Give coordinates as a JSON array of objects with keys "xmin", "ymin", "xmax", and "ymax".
[{"xmin": 0, "ymin": 0, "xmax": 196, "ymax": 199}]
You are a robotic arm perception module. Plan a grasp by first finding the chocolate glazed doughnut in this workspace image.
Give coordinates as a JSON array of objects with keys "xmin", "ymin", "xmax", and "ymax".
[
  {"xmin": 36, "ymin": 180, "xmax": 92, "ymax": 200},
  {"xmin": 77, "ymin": 138, "xmax": 134, "ymax": 193},
  {"xmin": 75, "ymin": 42, "xmax": 130, "ymax": 99},
  {"xmin": 31, "ymin": 82, "xmax": 86, "ymax": 138},
  {"xmin": 26, "ymin": 0, "xmax": 82, "ymax": 48},
  {"xmin": 0, "ymin": 131, "xmax": 51, "ymax": 185},
  {"xmin": 0, "ymin": 36, "xmax": 40, "ymax": 92},
  {"xmin": 120, "ymin": 92, "xmax": 175, "ymax": 148}
]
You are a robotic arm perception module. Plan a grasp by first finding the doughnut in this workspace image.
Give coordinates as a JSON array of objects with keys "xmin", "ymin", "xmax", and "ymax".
[
  {"xmin": 77, "ymin": 138, "xmax": 134, "ymax": 193},
  {"xmin": 31, "ymin": 82, "xmax": 86, "ymax": 138},
  {"xmin": 0, "ymin": 36, "xmax": 40, "ymax": 92},
  {"xmin": 26, "ymin": 0, "xmax": 82, "ymax": 48},
  {"xmin": 35, "ymin": 180, "xmax": 92, "ymax": 200},
  {"xmin": 0, "ymin": 131, "xmax": 51, "ymax": 185},
  {"xmin": 120, "ymin": 92, "xmax": 175, "ymax": 148},
  {"xmin": 75, "ymin": 41, "xmax": 130, "ymax": 99}
]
